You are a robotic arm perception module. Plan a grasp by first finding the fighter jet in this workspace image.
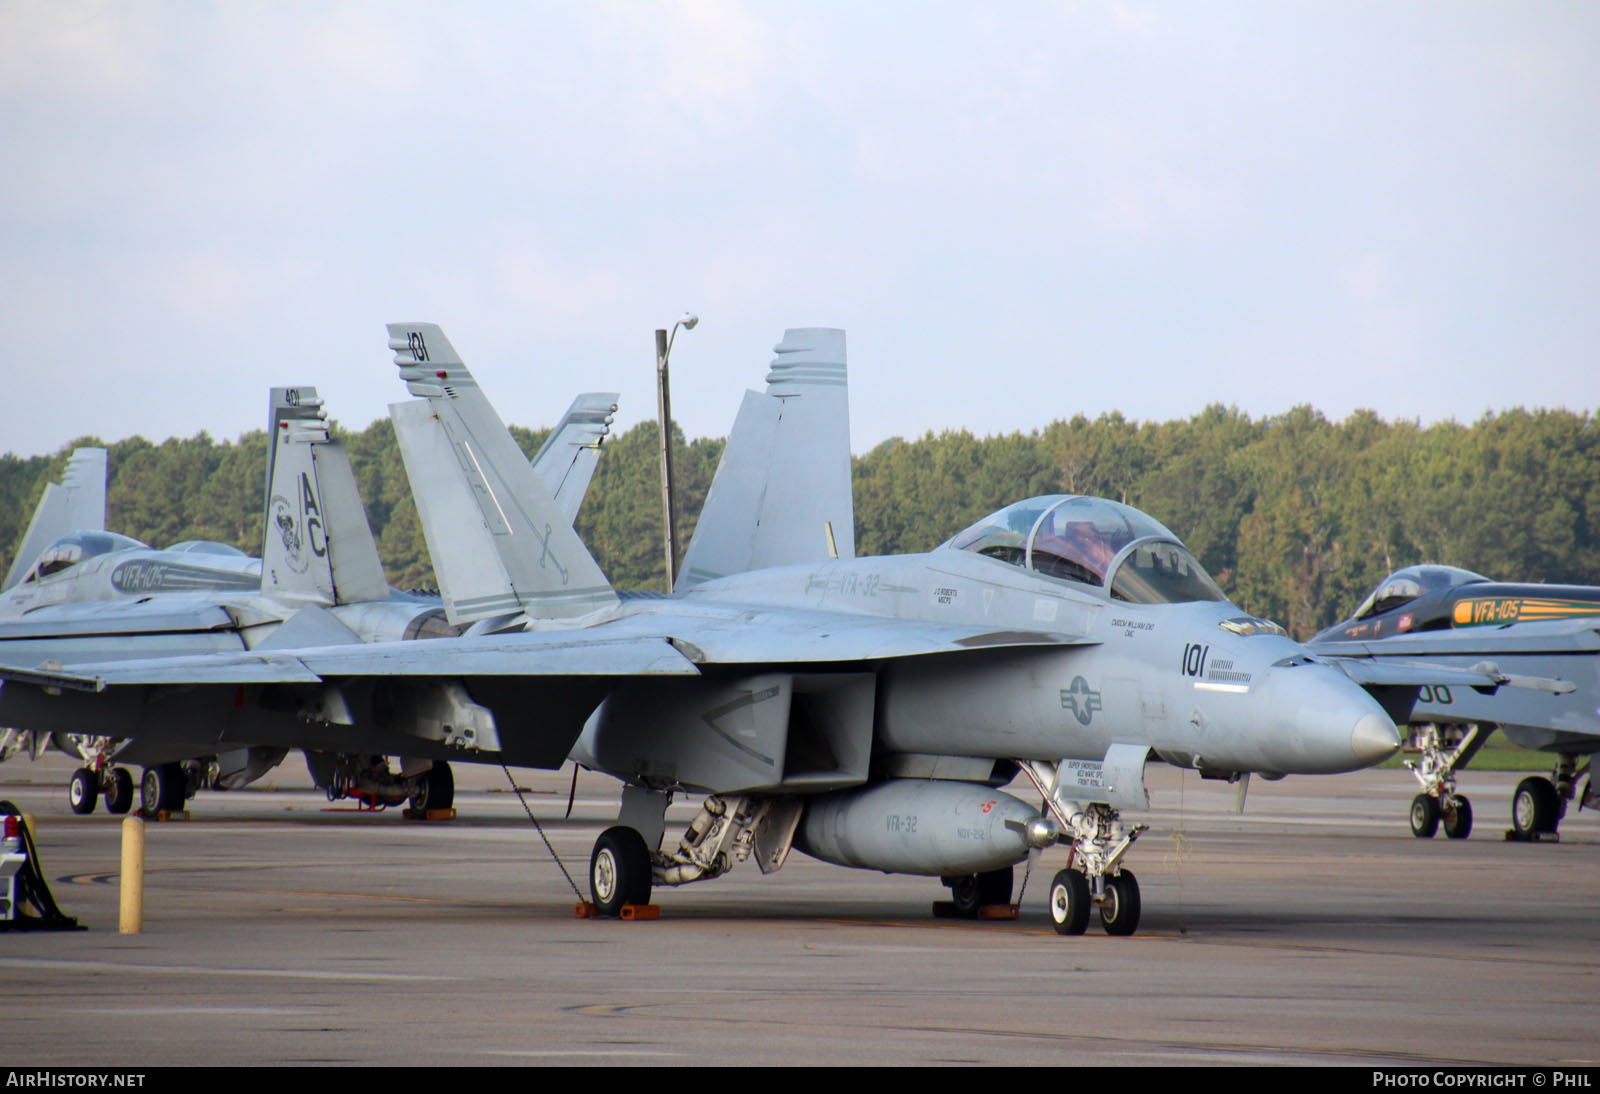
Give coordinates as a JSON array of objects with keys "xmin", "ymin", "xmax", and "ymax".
[
  {"xmin": 1311, "ymin": 565, "xmax": 1596, "ymax": 840},
  {"xmin": 0, "ymin": 322, "xmax": 1417, "ymax": 937},
  {"xmin": 0, "ymin": 383, "xmax": 619, "ymax": 817}
]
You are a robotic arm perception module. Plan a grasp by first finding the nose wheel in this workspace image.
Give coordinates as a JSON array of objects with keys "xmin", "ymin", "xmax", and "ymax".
[
  {"xmin": 1099, "ymin": 871, "xmax": 1141, "ymax": 936},
  {"xmin": 1048, "ymin": 869, "xmax": 1090, "ymax": 935}
]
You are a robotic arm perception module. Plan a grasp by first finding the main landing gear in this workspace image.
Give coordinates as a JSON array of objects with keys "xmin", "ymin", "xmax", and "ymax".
[
  {"xmin": 305, "ymin": 754, "xmax": 455, "ymax": 815},
  {"xmin": 1019, "ymin": 759, "xmax": 1147, "ymax": 937},
  {"xmin": 56, "ymin": 735, "xmax": 138, "ymax": 817},
  {"xmin": 942, "ymin": 866, "xmax": 1014, "ymax": 918},
  {"xmin": 584, "ymin": 792, "xmax": 802, "ymax": 917},
  {"xmin": 140, "ymin": 762, "xmax": 193, "ymax": 817},
  {"xmin": 1509, "ymin": 753, "xmax": 1593, "ymax": 840},
  {"xmin": 1403, "ymin": 723, "xmax": 1488, "ymax": 840}
]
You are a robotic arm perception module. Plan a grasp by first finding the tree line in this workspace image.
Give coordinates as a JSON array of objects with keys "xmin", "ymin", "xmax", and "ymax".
[{"xmin": 3, "ymin": 404, "xmax": 1595, "ymax": 638}]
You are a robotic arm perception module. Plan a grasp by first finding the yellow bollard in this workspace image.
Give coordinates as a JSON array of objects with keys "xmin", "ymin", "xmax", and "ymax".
[{"xmin": 120, "ymin": 815, "xmax": 144, "ymax": 934}]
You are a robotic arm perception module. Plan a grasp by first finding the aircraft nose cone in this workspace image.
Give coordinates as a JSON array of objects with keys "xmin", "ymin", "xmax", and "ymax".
[
  {"xmin": 1245, "ymin": 662, "xmax": 1404, "ymax": 774},
  {"xmin": 1351, "ymin": 711, "xmax": 1401, "ymax": 767}
]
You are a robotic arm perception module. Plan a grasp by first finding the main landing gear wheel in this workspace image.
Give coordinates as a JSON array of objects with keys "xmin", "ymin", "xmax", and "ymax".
[
  {"xmin": 1512, "ymin": 776, "xmax": 1560, "ymax": 837},
  {"xmin": 140, "ymin": 762, "xmax": 186, "ymax": 817},
  {"xmin": 1099, "ymin": 871, "xmax": 1141, "ymax": 936},
  {"xmin": 1442, "ymin": 795, "xmax": 1472, "ymax": 840},
  {"xmin": 68, "ymin": 768, "xmax": 98, "ymax": 815},
  {"xmin": 590, "ymin": 826, "xmax": 652, "ymax": 917},
  {"xmin": 104, "ymin": 768, "xmax": 135, "ymax": 815},
  {"xmin": 1409, "ymin": 793, "xmax": 1440, "ymax": 838},
  {"xmin": 1048, "ymin": 869, "xmax": 1091, "ymax": 936},
  {"xmin": 410, "ymin": 762, "xmax": 454, "ymax": 813},
  {"xmin": 949, "ymin": 866, "xmax": 1014, "ymax": 917}
]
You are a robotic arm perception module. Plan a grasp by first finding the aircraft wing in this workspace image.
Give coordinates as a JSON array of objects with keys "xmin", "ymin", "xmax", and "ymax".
[
  {"xmin": 0, "ymin": 604, "xmax": 246, "ymax": 640},
  {"xmin": 1314, "ymin": 621, "xmax": 1600, "ymax": 658},
  {"xmin": 1323, "ymin": 657, "xmax": 1504, "ymax": 690},
  {"xmin": 0, "ymin": 614, "xmax": 1094, "ymax": 688}
]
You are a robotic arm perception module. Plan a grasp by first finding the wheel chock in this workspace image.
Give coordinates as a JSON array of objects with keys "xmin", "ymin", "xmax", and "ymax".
[
  {"xmin": 144, "ymin": 810, "xmax": 190, "ymax": 823},
  {"xmin": 402, "ymin": 807, "xmax": 457, "ymax": 822},
  {"xmin": 978, "ymin": 903, "xmax": 1020, "ymax": 920},
  {"xmin": 932, "ymin": 901, "xmax": 1019, "ymax": 920},
  {"xmin": 1504, "ymin": 828, "xmax": 1559, "ymax": 842},
  {"xmin": 575, "ymin": 902, "xmax": 660, "ymax": 920}
]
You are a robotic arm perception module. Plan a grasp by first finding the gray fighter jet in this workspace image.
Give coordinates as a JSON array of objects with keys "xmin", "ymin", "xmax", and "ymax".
[
  {"xmin": 0, "ymin": 383, "xmax": 618, "ymax": 817},
  {"xmin": 0, "ymin": 322, "xmax": 1424, "ymax": 937},
  {"xmin": 1311, "ymin": 565, "xmax": 1596, "ymax": 840}
]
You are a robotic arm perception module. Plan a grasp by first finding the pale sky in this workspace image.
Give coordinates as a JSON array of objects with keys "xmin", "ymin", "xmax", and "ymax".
[{"xmin": 4, "ymin": 1, "xmax": 1596, "ymax": 458}]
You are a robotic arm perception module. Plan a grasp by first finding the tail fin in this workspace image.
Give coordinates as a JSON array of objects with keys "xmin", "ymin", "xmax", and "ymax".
[
  {"xmin": 677, "ymin": 328, "xmax": 855, "ymax": 589},
  {"xmin": 532, "ymin": 392, "xmax": 620, "ymax": 524},
  {"xmin": 260, "ymin": 387, "xmax": 389, "ymax": 606},
  {"xmin": 4, "ymin": 447, "xmax": 107, "ymax": 591},
  {"xmin": 386, "ymin": 323, "xmax": 619, "ymax": 625}
]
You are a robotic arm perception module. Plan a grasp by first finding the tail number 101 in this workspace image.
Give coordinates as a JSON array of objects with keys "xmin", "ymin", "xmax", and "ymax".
[{"xmin": 1181, "ymin": 643, "xmax": 1210, "ymax": 678}]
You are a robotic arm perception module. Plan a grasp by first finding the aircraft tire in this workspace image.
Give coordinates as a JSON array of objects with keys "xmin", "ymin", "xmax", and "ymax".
[
  {"xmin": 410, "ymin": 762, "xmax": 455, "ymax": 813},
  {"xmin": 68, "ymin": 768, "xmax": 98, "ymax": 815},
  {"xmin": 590, "ymin": 826, "xmax": 651, "ymax": 916},
  {"xmin": 1048, "ymin": 869, "xmax": 1090, "ymax": 936},
  {"xmin": 949, "ymin": 866, "xmax": 1013, "ymax": 917},
  {"xmin": 104, "ymin": 769, "xmax": 135, "ymax": 815},
  {"xmin": 1442, "ymin": 795, "xmax": 1472, "ymax": 840},
  {"xmin": 1100, "ymin": 870, "xmax": 1141, "ymax": 937},
  {"xmin": 1409, "ymin": 793, "xmax": 1440, "ymax": 838},
  {"xmin": 1512, "ymin": 777, "xmax": 1559, "ymax": 836},
  {"xmin": 141, "ymin": 763, "xmax": 186, "ymax": 817}
]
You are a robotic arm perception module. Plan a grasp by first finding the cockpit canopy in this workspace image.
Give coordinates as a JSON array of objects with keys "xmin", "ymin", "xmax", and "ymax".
[
  {"xmin": 944, "ymin": 495, "xmax": 1227, "ymax": 604},
  {"xmin": 20, "ymin": 530, "xmax": 148, "ymax": 583},
  {"xmin": 164, "ymin": 540, "xmax": 248, "ymax": 557},
  {"xmin": 1351, "ymin": 564, "xmax": 1490, "ymax": 620}
]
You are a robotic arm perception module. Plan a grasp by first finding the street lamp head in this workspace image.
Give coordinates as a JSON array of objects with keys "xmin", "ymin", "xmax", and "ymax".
[{"xmin": 680, "ymin": 313, "xmax": 699, "ymax": 331}]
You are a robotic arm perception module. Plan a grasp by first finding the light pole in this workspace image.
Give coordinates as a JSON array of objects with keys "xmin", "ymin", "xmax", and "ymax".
[{"xmin": 656, "ymin": 312, "xmax": 697, "ymax": 591}]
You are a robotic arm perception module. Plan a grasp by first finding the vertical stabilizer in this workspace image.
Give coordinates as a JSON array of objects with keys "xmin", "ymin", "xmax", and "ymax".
[
  {"xmin": 386, "ymin": 324, "xmax": 619, "ymax": 625},
  {"xmin": 677, "ymin": 328, "xmax": 854, "ymax": 589},
  {"xmin": 532, "ymin": 392, "xmax": 620, "ymax": 524},
  {"xmin": 260, "ymin": 387, "xmax": 389, "ymax": 606},
  {"xmin": 4, "ymin": 448, "xmax": 107, "ymax": 591}
]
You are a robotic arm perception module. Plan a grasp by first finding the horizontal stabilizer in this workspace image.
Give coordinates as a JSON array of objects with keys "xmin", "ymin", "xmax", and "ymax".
[{"xmin": 678, "ymin": 329, "xmax": 854, "ymax": 590}]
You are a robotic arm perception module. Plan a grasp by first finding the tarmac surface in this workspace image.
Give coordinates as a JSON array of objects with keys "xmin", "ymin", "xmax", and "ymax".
[{"xmin": 2, "ymin": 754, "xmax": 1596, "ymax": 1067}]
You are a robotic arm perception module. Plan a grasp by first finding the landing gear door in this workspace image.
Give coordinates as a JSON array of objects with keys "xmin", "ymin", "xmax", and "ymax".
[
  {"xmin": 1101, "ymin": 743, "xmax": 1152, "ymax": 812},
  {"xmin": 1051, "ymin": 743, "xmax": 1152, "ymax": 812}
]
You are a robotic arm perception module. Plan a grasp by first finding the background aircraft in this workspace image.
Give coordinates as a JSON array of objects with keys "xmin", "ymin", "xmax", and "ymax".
[
  {"xmin": 0, "ymin": 384, "xmax": 617, "ymax": 817},
  {"xmin": 1311, "ymin": 565, "xmax": 1596, "ymax": 839},
  {"xmin": 2, "ymin": 447, "xmax": 108, "ymax": 594}
]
